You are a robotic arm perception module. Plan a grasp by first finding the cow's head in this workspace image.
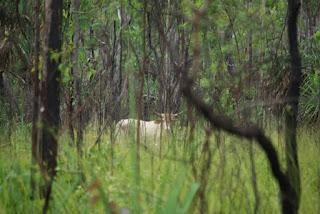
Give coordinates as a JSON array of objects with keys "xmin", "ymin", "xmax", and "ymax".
[
  {"xmin": 159, "ymin": 113, "xmax": 179, "ymax": 121},
  {"xmin": 155, "ymin": 112, "xmax": 182, "ymax": 126}
]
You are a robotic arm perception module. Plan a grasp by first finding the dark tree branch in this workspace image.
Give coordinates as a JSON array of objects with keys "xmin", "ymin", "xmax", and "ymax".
[
  {"xmin": 178, "ymin": 2, "xmax": 297, "ymax": 212},
  {"xmin": 181, "ymin": 76, "xmax": 296, "ymax": 214}
]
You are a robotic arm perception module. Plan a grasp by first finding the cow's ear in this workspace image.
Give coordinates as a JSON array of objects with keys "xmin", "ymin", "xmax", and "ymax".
[{"xmin": 154, "ymin": 119, "xmax": 162, "ymax": 124}]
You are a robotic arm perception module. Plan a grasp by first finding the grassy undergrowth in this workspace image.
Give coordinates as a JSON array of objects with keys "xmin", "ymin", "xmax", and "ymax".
[{"xmin": 0, "ymin": 124, "xmax": 319, "ymax": 213}]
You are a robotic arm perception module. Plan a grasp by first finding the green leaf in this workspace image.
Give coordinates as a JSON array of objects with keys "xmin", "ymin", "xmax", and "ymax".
[
  {"xmin": 180, "ymin": 182, "xmax": 199, "ymax": 213},
  {"xmin": 314, "ymin": 31, "xmax": 320, "ymax": 42}
]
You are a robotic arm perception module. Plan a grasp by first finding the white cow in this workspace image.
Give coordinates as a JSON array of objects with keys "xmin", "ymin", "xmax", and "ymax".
[{"xmin": 115, "ymin": 113, "xmax": 179, "ymax": 144}]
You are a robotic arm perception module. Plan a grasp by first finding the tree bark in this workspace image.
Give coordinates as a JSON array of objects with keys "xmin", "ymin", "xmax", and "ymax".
[
  {"xmin": 66, "ymin": 86, "xmax": 75, "ymax": 144},
  {"xmin": 72, "ymin": 0, "xmax": 83, "ymax": 156},
  {"xmin": 30, "ymin": 0, "xmax": 40, "ymax": 199},
  {"xmin": 38, "ymin": 0, "xmax": 62, "ymax": 212},
  {"xmin": 285, "ymin": 0, "xmax": 302, "ymax": 213}
]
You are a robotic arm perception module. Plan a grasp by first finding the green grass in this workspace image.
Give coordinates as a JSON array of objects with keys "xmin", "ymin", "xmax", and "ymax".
[{"xmin": 0, "ymin": 124, "xmax": 319, "ymax": 213}]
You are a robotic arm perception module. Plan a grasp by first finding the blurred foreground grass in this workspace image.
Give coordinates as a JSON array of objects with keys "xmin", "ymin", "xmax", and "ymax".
[{"xmin": 0, "ymin": 124, "xmax": 319, "ymax": 213}]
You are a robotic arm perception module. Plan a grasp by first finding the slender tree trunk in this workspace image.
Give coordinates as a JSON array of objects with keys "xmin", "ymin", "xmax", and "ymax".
[
  {"xmin": 117, "ymin": 2, "xmax": 124, "ymax": 121},
  {"xmin": 136, "ymin": 0, "xmax": 147, "ymax": 183},
  {"xmin": 285, "ymin": 0, "xmax": 302, "ymax": 213},
  {"xmin": 72, "ymin": 0, "xmax": 83, "ymax": 156},
  {"xmin": 224, "ymin": 24, "xmax": 236, "ymax": 75},
  {"xmin": 38, "ymin": 0, "xmax": 63, "ymax": 212},
  {"xmin": 0, "ymin": 72, "xmax": 5, "ymax": 129},
  {"xmin": 30, "ymin": 0, "xmax": 40, "ymax": 199},
  {"xmin": 66, "ymin": 86, "xmax": 75, "ymax": 144},
  {"xmin": 0, "ymin": 72, "xmax": 4, "ymax": 98}
]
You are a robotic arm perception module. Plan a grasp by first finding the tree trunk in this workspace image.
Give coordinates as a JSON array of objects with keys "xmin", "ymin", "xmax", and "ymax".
[
  {"xmin": 285, "ymin": 0, "xmax": 302, "ymax": 213},
  {"xmin": 30, "ymin": 0, "xmax": 40, "ymax": 199},
  {"xmin": 38, "ymin": 0, "xmax": 62, "ymax": 212},
  {"xmin": 66, "ymin": 86, "xmax": 75, "ymax": 144},
  {"xmin": 136, "ymin": 0, "xmax": 147, "ymax": 182},
  {"xmin": 72, "ymin": 0, "xmax": 83, "ymax": 156}
]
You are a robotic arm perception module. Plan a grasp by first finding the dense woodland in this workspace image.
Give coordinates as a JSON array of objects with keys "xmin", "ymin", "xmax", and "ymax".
[{"xmin": 0, "ymin": 0, "xmax": 320, "ymax": 213}]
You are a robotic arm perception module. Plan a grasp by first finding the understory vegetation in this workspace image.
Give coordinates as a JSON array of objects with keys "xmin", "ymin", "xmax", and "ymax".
[{"xmin": 0, "ymin": 124, "xmax": 319, "ymax": 213}]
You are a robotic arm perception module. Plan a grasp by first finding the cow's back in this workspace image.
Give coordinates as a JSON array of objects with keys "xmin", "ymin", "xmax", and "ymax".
[
  {"xmin": 116, "ymin": 119, "xmax": 137, "ymax": 136},
  {"xmin": 115, "ymin": 119, "xmax": 171, "ymax": 145}
]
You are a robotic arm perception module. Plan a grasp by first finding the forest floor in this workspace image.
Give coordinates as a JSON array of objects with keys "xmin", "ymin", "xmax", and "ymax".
[{"xmin": 0, "ymin": 124, "xmax": 319, "ymax": 213}]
